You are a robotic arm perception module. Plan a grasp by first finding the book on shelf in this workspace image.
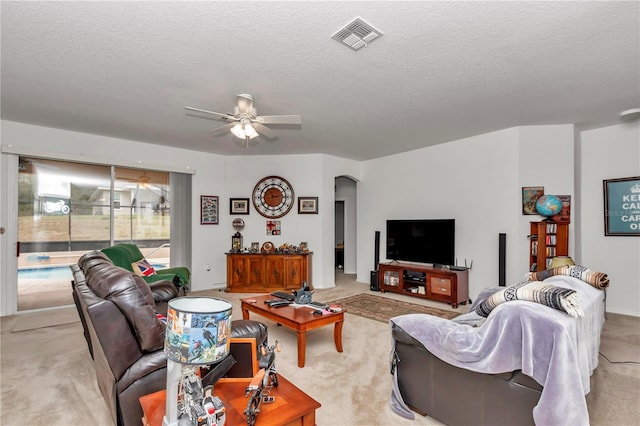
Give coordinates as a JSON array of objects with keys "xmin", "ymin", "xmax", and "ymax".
[{"xmin": 384, "ymin": 274, "xmax": 399, "ymax": 286}]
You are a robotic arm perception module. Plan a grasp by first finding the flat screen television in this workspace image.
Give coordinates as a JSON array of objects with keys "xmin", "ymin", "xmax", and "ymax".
[{"xmin": 386, "ymin": 219, "xmax": 455, "ymax": 266}]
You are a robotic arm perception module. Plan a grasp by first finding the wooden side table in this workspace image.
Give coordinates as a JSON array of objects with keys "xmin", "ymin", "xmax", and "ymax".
[{"xmin": 140, "ymin": 375, "xmax": 320, "ymax": 426}]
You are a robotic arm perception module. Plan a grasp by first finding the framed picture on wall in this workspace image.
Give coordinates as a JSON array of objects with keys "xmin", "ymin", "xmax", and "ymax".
[
  {"xmin": 522, "ymin": 186, "xmax": 544, "ymax": 215},
  {"xmin": 200, "ymin": 195, "xmax": 219, "ymax": 225},
  {"xmin": 603, "ymin": 176, "xmax": 640, "ymax": 236},
  {"xmin": 230, "ymin": 198, "xmax": 250, "ymax": 215},
  {"xmin": 298, "ymin": 197, "xmax": 318, "ymax": 214}
]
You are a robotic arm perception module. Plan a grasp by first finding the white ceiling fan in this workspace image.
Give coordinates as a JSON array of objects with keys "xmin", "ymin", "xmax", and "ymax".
[{"xmin": 185, "ymin": 94, "xmax": 301, "ymax": 144}]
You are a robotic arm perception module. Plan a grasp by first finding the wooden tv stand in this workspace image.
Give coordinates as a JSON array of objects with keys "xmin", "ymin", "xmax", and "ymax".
[{"xmin": 378, "ymin": 262, "xmax": 469, "ymax": 308}]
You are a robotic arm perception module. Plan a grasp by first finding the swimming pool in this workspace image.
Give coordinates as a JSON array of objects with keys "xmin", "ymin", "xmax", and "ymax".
[
  {"xmin": 18, "ymin": 264, "xmax": 168, "ymax": 279},
  {"xmin": 18, "ymin": 266, "xmax": 73, "ymax": 280}
]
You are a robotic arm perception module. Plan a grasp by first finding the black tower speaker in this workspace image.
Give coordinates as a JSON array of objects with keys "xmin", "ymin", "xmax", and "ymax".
[
  {"xmin": 370, "ymin": 270, "xmax": 379, "ymax": 291},
  {"xmin": 371, "ymin": 231, "xmax": 381, "ymax": 291},
  {"xmin": 374, "ymin": 230, "xmax": 381, "ymax": 269},
  {"xmin": 498, "ymin": 233, "xmax": 506, "ymax": 286}
]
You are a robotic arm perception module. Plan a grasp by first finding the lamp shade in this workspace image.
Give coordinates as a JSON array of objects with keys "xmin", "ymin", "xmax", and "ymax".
[
  {"xmin": 164, "ymin": 297, "xmax": 232, "ymax": 365},
  {"xmin": 549, "ymin": 256, "xmax": 576, "ymax": 269}
]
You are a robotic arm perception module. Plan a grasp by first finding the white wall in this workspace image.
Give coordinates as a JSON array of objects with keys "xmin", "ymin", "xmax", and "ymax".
[
  {"xmin": 358, "ymin": 125, "xmax": 596, "ymax": 309},
  {"xmin": 579, "ymin": 123, "xmax": 640, "ymax": 316},
  {"xmin": 223, "ymin": 155, "xmax": 327, "ymax": 288},
  {"xmin": 517, "ymin": 125, "xmax": 576, "ymax": 274},
  {"xmin": 0, "ymin": 121, "xmax": 361, "ymax": 314},
  {"xmin": 2, "ymin": 120, "xmax": 637, "ymax": 316}
]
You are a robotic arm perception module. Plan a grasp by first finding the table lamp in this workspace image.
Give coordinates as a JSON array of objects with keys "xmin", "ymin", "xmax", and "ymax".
[
  {"xmin": 549, "ymin": 256, "xmax": 576, "ymax": 269},
  {"xmin": 163, "ymin": 297, "xmax": 233, "ymax": 426}
]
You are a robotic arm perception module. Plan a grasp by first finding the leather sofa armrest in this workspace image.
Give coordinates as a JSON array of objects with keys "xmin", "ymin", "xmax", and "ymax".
[
  {"xmin": 87, "ymin": 300, "xmax": 143, "ymax": 380},
  {"xmin": 117, "ymin": 350, "xmax": 168, "ymax": 393},
  {"xmin": 391, "ymin": 323, "xmax": 425, "ymax": 347},
  {"xmin": 148, "ymin": 279, "xmax": 179, "ymax": 302}
]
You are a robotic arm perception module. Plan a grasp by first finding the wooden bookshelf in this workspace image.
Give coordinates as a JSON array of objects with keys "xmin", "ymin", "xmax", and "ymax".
[{"xmin": 528, "ymin": 221, "xmax": 569, "ymax": 271}]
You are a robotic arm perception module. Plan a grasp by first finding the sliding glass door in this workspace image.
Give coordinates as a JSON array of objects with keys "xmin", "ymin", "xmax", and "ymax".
[
  {"xmin": 17, "ymin": 157, "xmax": 171, "ymax": 311},
  {"xmin": 112, "ymin": 167, "xmax": 171, "ymax": 268}
]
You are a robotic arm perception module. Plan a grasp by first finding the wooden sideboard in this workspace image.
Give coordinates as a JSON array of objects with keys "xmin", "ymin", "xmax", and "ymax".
[{"xmin": 226, "ymin": 253, "xmax": 312, "ymax": 293}]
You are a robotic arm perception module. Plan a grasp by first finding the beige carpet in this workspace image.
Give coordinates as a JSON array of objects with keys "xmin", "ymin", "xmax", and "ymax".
[
  {"xmin": 1, "ymin": 273, "xmax": 639, "ymax": 426},
  {"xmin": 11, "ymin": 306, "xmax": 79, "ymax": 332}
]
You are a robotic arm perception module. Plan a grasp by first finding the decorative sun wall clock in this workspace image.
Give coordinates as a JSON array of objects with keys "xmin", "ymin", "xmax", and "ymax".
[{"xmin": 252, "ymin": 176, "xmax": 294, "ymax": 218}]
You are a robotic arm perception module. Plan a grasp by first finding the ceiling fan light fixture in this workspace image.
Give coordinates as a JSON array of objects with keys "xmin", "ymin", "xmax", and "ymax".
[
  {"xmin": 244, "ymin": 123, "xmax": 259, "ymax": 139},
  {"xmin": 230, "ymin": 123, "xmax": 245, "ymax": 139},
  {"xmin": 230, "ymin": 120, "xmax": 259, "ymax": 140},
  {"xmin": 185, "ymin": 93, "xmax": 301, "ymax": 146}
]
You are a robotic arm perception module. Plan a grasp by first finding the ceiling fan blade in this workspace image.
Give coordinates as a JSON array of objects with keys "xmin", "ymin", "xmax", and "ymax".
[
  {"xmin": 254, "ymin": 115, "xmax": 302, "ymax": 125},
  {"xmin": 253, "ymin": 123, "xmax": 277, "ymax": 140},
  {"xmin": 185, "ymin": 106, "xmax": 237, "ymax": 121},
  {"xmin": 211, "ymin": 123, "xmax": 235, "ymax": 136},
  {"xmin": 236, "ymin": 94, "xmax": 254, "ymax": 115}
]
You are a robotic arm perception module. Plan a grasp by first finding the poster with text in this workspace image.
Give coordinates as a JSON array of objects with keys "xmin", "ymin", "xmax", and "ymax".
[{"xmin": 603, "ymin": 177, "xmax": 640, "ymax": 236}]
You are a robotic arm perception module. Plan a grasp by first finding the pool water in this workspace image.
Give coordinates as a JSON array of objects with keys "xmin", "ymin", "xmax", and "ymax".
[
  {"xmin": 19, "ymin": 267, "xmax": 73, "ymax": 280},
  {"xmin": 18, "ymin": 264, "xmax": 168, "ymax": 279}
]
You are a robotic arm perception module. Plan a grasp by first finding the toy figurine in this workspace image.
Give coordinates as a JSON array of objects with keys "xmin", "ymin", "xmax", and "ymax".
[
  {"xmin": 179, "ymin": 367, "xmax": 226, "ymax": 426},
  {"xmin": 244, "ymin": 340, "xmax": 281, "ymax": 426}
]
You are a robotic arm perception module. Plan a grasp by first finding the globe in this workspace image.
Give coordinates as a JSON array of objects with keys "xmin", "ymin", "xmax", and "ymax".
[{"xmin": 535, "ymin": 194, "xmax": 563, "ymax": 217}]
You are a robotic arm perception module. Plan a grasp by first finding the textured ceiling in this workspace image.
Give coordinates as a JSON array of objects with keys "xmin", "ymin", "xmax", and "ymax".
[{"xmin": 2, "ymin": 1, "xmax": 639, "ymax": 161}]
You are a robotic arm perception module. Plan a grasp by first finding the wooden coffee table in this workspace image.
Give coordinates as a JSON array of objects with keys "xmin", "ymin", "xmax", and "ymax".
[
  {"xmin": 140, "ymin": 374, "xmax": 320, "ymax": 426},
  {"xmin": 241, "ymin": 295, "xmax": 344, "ymax": 368}
]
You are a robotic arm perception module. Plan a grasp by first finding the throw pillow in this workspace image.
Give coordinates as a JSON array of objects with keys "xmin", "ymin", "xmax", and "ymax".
[
  {"xmin": 475, "ymin": 280, "xmax": 583, "ymax": 318},
  {"xmin": 525, "ymin": 264, "xmax": 609, "ymax": 289},
  {"xmin": 131, "ymin": 259, "xmax": 156, "ymax": 277}
]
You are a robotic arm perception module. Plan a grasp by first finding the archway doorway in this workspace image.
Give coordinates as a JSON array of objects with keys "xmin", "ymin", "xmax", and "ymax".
[{"xmin": 334, "ymin": 176, "xmax": 357, "ymax": 281}]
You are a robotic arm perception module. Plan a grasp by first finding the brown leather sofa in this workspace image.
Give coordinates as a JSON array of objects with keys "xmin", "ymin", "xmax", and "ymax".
[
  {"xmin": 391, "ymin": 323, "xmax": 542, "ymax": 426},
  {"xmin": 71, "ymin": 251, "xmax": 268, "ymax": 426}
]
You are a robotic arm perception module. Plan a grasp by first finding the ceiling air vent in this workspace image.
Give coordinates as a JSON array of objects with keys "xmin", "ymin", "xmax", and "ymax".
[{"xmin": 331, "ymin": 17, "xmax": 383, "ymax": 51}]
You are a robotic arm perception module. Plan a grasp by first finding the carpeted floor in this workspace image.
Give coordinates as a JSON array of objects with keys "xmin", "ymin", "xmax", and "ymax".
[
  {"xmin": 11, "ymin": 306, "xmax": 79, "ymax": 332},
  {"xmin": 328, "ymin": 293, "xmax": 460, "ymax": 323},
  {"xmin": 1, "ymin": 272, "xmax": 639, "ymax": 426}
]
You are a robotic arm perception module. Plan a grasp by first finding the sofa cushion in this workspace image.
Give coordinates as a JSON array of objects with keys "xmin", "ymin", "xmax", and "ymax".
[
  {"xmin": 85, "ymin": 263, "xmax": 165, "ymax": 352},
  {"xmin": 131, "ymin": 259, "xmax": 157, "ymax": 277},
  {"xmin": 133, "ymin": 275, "xmax": 157, "ymax": 310}
]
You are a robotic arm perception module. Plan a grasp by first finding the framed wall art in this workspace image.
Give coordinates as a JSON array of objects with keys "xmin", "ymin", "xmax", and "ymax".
[
  {"xmin": 551, "ymin": 195, "xmax": 571, "ymax": 223},
  {"xmin": 298, "ymin": 197, "xmax": 318, "ymax": 214},
  {"xmin": 266, "ymin": 220, "xmax": 281, "ymax": 235},
  {"xmin": 230, "ymin": 198, "xmax": 250, "ymax": 215},
  {"xmin": 603, "ymin": 176, "xmax": 640, "ymax": 236},
  {"xmin": 522, "ymin": 186, "xmax": 544, "ymax": 215},
  {"xmin": 200, "ymin": 195, "xmax": 219, "ymax": 225}
]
